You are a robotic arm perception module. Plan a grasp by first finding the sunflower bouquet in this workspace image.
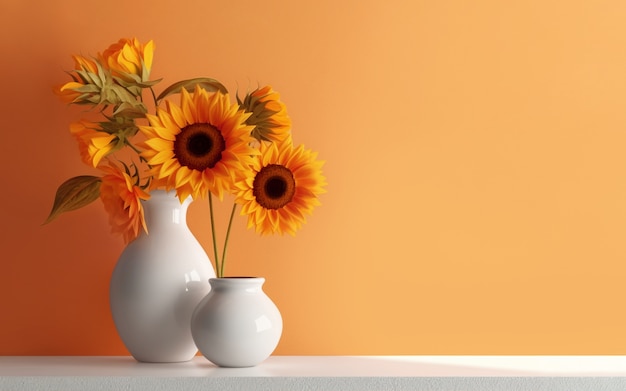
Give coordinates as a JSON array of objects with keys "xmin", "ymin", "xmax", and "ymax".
[{"xmin": 45, "ymin": 38, "xmax": 326, "ymax": 277}]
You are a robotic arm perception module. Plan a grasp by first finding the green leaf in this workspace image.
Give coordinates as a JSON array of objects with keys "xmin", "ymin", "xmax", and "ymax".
[
  {"xmin": 112, "ymin": 103, "xmax": 147, "ymax": 118},
  {"xmin": 135, "ymin": 78, "xmax": 163, "ymax": 88},
  {"xmin": 156, "ymin": 77, "xmax": 228, "ymax": 102},
  {"xmin": 43, "ymin": 176, "xmax": 102, "ymax": 224}
]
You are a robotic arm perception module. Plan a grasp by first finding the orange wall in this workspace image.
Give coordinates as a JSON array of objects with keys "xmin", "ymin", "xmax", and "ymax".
[{"xmin": 2, "ymin": 0, "xmax": 626, "ymax": 355}]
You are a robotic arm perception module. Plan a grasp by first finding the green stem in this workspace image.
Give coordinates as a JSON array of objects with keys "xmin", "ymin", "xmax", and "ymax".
[
  {"xmin": 220, "ymin": 202, "xmax": 238, "ymax": 278},
  {"xmin": 126, "ymin": 141, "xmax": 140, "ymax": 153},
  {"xmin": 208, "ymin": 193, "xmax": 221, "ymax": 277},
  {"xmin": 125, "ymin": 141, "xmax": 148, "ymax": 163},
  {"xmin": 149, "ymin": 86, "xmax": 158, "ymax": 107}
]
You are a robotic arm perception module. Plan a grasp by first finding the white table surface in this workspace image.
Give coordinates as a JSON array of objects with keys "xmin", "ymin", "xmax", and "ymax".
[{"xmin": 1, "ymin": 355, "xmax": 625, "ymax": 390}]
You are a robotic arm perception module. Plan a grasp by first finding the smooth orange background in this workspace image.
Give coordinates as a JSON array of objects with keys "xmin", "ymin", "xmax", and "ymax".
[{"xmin": 2, "ymin": 0, "xmax": 626, "ymax": 355}]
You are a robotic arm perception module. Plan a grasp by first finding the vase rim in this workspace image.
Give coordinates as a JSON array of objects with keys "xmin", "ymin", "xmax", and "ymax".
[
  {"xmin": 149, "ymin": 189, "xmax": 176, "ymax": 195},
  {"xmin": 209, "ymin": 277, "xmax": 265, "ymax": 285},
  {"xmin": 148, "ymin": 189, "xmax": 183, "ymax": 198},
  {"xmin": 143, "ymin": 189, "xmax": 192, "ymax": 205}
]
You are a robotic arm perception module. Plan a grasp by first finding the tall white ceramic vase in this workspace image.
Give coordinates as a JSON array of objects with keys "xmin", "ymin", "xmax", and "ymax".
[
  {"xmin": 191, "ymin": 277, "xmax": 283, "ymax": 367},
  {"xmin": 109, "ymin": 190, "xmax": 215, "ymax": 363}
]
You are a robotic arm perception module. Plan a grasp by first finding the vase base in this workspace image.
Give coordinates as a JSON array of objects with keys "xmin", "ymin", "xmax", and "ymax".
[{"xmin": 132, "ymin": 356, "xmax": 195, "ymax": 364}]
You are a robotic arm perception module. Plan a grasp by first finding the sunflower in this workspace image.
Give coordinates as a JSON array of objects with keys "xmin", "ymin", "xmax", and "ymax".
[
  {"xmin": 99, "ymin": 38, "xmax": 154, "ymax": 83},
  {"xmin": 56, "ymin": 52, "xmax": 139, "ymax": 108},
  {"xmin": 70, "ymin": 120, "xmax": 118, "ymax": 167},
  {"xmin": 55, "ymin": 55, "xmax": 100, "ymax": 104},
  {"xmin": 235, "ymin": 140, "xmax": 326, "ymax": 235},
  {"xmin": 140, "ymin": 86, "xmax": 258, "ymax": 201},
  {"xmin": 239, "ymin": 85, "xmax": 291, "ymax": 143},
  {"xmin": 99, "ymin": 162, "xmax": 150, "ymax": 244}
]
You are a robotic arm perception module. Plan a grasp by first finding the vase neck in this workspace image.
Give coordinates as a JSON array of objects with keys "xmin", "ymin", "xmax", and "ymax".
[
  {"xmin": 142, "ymin": 190, "xmax": 191, "ymax": 228},
  {"xmin": 209, "ymin": 277, "xmax": 265, "ymax": 293}
]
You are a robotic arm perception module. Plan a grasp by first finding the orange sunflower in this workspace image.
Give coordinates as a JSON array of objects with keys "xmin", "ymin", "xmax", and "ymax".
[
  {"xmin": 234, "ymin": 140, "xmax": 326, "ymax": 235},
  {"xmin": 99, "ymin": 163, "xmax": 150, "ymax": 244},
  {"xmin": 239, "ymin": 85, "xmax": 291, "ymax": 143},
  {"xmin": 70, "ymin": 120, "xmax": 118, "ymax": 167},
  {"xmin": 99, "ymin": 37, "xmax": 154, "ymax": 83},
  {"xmin": 55, "ymin": 55, "xmax": 100, "ymax": 104},
  {"xmin": 140, "ymin": 86, "xmax": 258, "ymax": 201}
]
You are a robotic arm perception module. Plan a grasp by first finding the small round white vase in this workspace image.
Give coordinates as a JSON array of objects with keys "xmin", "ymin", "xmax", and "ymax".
[
  {"xmin": 191, "ymin": 277, "xmax": 283, "ymax": 367},
  {"xmin": 109, "ymin": 190, "xmax": 215, "ymax": 363}
]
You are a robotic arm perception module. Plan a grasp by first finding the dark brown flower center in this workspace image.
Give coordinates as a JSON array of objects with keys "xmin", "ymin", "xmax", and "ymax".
[
  {"xmin": 174, "ymin": 123, "xmax": 225, "ymax": 171},
  {"xmin": 253, "ymin": 164, "xmax": 296, "ymax": 209}
]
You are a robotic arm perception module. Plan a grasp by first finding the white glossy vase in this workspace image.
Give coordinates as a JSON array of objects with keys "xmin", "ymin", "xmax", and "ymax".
[
  {"xmin": 191, "ymin": 277, "xmax": 282, "ymax": 367},
  {"xmin": 109, "ymin": 190, "xmax": 215, "ymax": 363}
]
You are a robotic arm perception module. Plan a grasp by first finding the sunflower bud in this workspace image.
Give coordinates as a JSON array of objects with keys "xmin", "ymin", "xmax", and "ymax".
[
  {"xmin": 55, "ymin": 55, "xmax": 100, "ymax": 104},
  {"xmin": 70, "ymin": 120, "xmax": 119, "ymax": 167},
  {"xmin": 99, "ymin": 38, "xmax": 154, "ymax": 84},
  {"xmin": 238, "ymin": 86, "xmax": 291, "ymax": 143}
]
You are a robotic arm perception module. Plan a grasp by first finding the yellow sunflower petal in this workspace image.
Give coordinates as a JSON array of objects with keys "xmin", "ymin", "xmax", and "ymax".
[
  {"xmin": 145, "ymin": 137, "xmax": 173, "ymax": 152},
  {"xmin": 149, "ymin": 149, "xmax": 175, "ymax": 166}
]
